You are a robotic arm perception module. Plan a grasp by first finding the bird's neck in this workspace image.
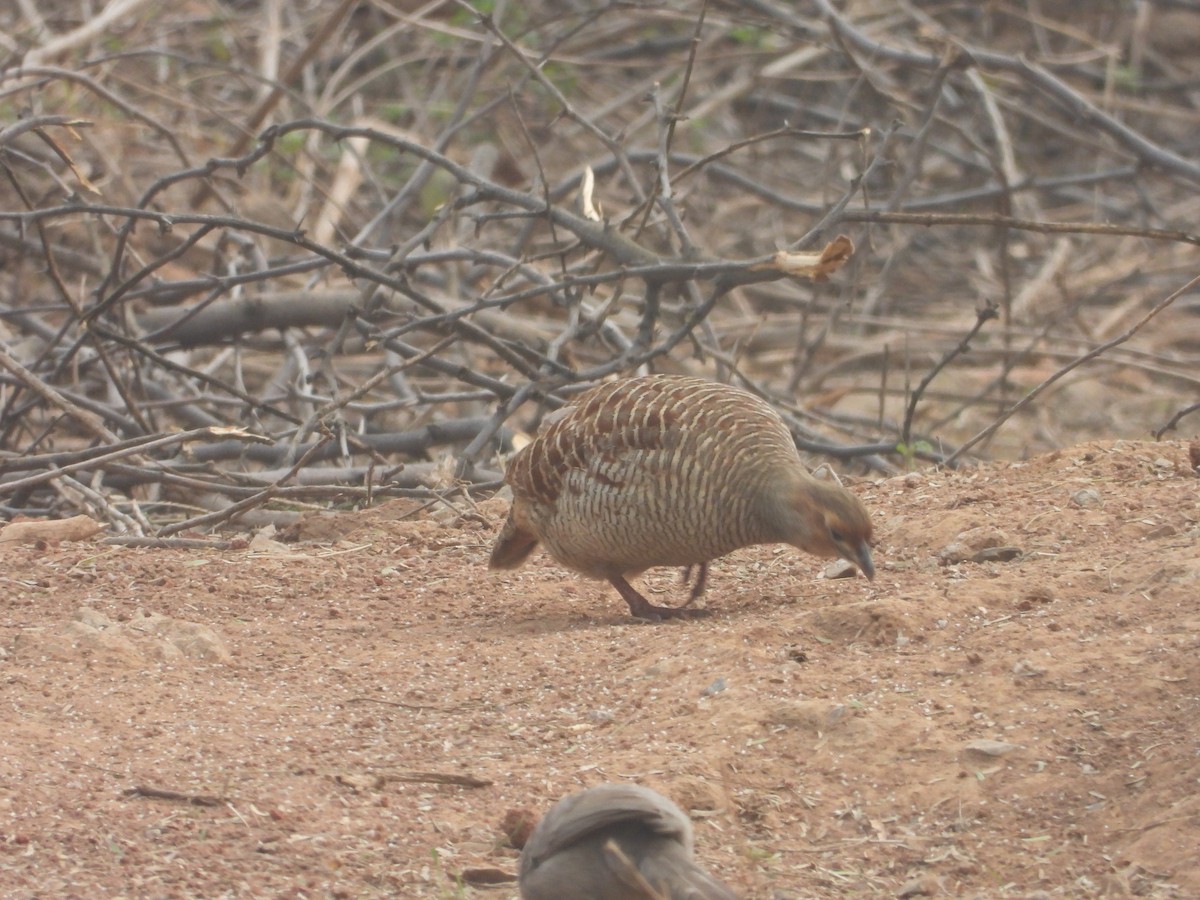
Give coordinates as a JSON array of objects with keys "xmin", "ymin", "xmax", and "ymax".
[{"xmin": 754, "ymin": 466, "xmax": 825, "ymax": 548}]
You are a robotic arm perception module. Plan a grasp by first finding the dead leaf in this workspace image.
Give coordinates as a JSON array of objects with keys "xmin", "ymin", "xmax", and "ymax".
[{"xmin": 753, "ymin": 234, "xmax": 855, "ymax": 281}]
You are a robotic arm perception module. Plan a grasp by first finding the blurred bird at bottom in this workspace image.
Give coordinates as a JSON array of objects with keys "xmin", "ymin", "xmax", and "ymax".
[{"xmin": 519, "ymin": 783, "xmax": 737, "ymax": 900}]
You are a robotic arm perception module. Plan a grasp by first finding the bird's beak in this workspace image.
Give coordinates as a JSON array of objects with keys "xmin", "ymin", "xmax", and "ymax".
[{"xmin": 855, "ymin": 541, "xmax": 875, "ymax": 581}]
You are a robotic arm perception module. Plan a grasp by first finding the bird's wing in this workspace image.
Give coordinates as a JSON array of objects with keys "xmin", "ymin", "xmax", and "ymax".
[{"xmin": 510, "ymin": 387, "xmax": 683, "ymax": 507}]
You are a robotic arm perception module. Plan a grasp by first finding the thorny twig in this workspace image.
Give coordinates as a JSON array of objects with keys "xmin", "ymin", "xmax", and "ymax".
[
  {"xmin": 1, "ymin": 2, "xmax": 1196, "ymax": 531},
  {"xmin": 902, "ymin": 302, "xmax": 1000, "ymax": 451},
  {"xmin": 946, "ymin": 275, "xmax": 1200, "ymax": 464},
  {"xmin": 1154, "ymin": 402, "xmax": 1200, "ymax": 441}
]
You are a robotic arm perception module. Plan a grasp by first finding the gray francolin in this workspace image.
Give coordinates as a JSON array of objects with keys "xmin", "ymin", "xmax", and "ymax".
[
  {"xmin": 489, "ymin": 374, "xmax": 874, "ymax": 620},
  {"xmin": 519, "ymin": 783, "xmax": 737, "ymax": 900}
]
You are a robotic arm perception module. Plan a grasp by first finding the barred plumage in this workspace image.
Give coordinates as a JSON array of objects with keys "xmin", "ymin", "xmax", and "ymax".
[{"xmin": 490, "ymin": 375, "xmax": 874, "ymax": 619}]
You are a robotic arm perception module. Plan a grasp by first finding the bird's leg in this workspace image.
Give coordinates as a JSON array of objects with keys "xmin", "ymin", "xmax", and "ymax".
[
  {"xmin": 610, "ymin": 575, "xmax": 711, "ymax": 621},
  {"xmin": 681, "ymin": 562, "xmax": 708, "ymax": 606}
]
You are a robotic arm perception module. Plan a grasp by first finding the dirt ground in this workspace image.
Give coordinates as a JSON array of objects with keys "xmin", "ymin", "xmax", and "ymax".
[{"xmin": 1, "ymin": 439, "xmax": 1197, "ymax": 899}]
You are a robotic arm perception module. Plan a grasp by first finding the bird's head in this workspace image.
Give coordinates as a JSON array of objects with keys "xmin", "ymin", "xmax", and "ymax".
[{"xmin": 768, "ymin": 471, "xmax": 875, "ymax": 580}]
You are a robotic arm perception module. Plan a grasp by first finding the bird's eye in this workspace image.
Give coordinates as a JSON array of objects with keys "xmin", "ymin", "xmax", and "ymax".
[{"xmin": 829, "ymin": 528, "xmax": 846, "ymax": 544}]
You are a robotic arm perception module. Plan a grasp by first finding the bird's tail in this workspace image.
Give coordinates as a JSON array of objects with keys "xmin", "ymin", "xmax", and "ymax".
[{"xmin": 489, "ymin": 514, "xmax": 538, "ymax": 569}]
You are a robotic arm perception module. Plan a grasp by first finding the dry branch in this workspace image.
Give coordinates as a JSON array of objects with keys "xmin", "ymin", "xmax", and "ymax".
[{"xmin": 1, "ymin": 1, "xmax": 1197, "ymax": 533}]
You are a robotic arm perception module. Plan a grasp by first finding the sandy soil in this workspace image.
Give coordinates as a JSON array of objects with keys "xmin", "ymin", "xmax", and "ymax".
[{"xmin": 1, "ymin": 439, "xmax": 1197, "ymax": 898}]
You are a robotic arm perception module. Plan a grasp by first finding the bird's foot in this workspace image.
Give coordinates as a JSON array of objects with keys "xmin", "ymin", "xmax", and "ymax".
[{"xmin": 612, "ymin": 575, "xmax": 712, "ymax": 622}]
